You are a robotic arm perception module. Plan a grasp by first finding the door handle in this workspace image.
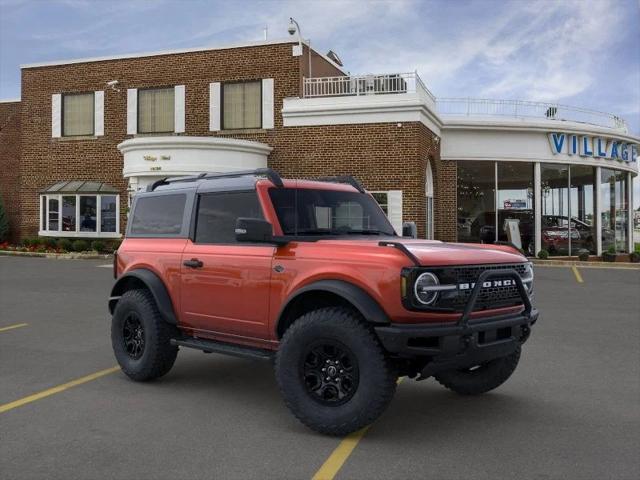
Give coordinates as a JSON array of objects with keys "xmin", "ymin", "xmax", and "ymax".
[{"xmin": 183, "ymin": 258, "xmax": 204, "ymax": 268}]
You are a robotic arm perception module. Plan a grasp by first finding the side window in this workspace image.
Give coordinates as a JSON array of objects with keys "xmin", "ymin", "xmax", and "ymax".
[
  {"xmin": 195, "ymin": 191, "xmax": 263, "ymax": 244},
  {"xmin": 130, "ymin": 194, "xmax": 186, "ymax": 236}
]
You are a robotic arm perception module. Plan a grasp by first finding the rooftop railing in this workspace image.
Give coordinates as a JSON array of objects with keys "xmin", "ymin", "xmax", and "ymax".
[
  {"xmin": 303, "ymin": 72, "xmax": 436, "ymax": 102},
  {"xmin": 436, "ymin": 98, "xmax": 627, "ymax": 131},
  {"xmin": 301, "ymin": 73, "xmax": 628, "ymax": 132}
]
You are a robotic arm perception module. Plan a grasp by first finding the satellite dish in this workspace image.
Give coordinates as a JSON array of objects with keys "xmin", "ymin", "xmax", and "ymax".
[{"xmin": 326, "ymin": 50, "xmax": 343, "ymax": 67}]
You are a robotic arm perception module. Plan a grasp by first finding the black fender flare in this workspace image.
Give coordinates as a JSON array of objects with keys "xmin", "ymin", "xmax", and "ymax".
[
  {"xmin": 108, "ymin": 269, "xmax": 178, "ymax": 325},
  {"xmin": 276, "ymin": 279, "xmax": 390, "ymax": 337}
]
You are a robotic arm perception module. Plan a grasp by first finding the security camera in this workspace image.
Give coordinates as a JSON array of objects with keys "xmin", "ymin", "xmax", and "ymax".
[
  {"xmin": 288, "ymin": 18, "xmax": 297, "ymax": 35},
  {"xmin": 106, "ymin": 80, "xmax": 120, "ymax": 92}
]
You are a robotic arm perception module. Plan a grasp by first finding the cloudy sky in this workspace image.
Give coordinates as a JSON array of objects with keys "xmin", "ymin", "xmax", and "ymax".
[{"xmin": 1, "ymin": 0, "xmax": 638, "ymax": 202}]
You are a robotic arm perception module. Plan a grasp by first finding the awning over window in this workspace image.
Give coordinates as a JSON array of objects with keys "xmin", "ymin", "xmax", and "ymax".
[{"xmin": 41, "ymin": 181, "xmax": 119, "ymax": 194}]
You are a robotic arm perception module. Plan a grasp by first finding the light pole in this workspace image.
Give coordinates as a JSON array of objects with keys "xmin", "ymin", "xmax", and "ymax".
[{"xmin": 288, "ymin": 17, "xmax": 312, "ymax": 79}]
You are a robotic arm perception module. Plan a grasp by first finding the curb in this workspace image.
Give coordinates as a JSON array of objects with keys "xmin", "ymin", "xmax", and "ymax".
[
  {"xmin": 532, "ymin": 259, "xmax": 640, "ymax": 270},
  {"xmin": 0, "ymin": 250, "xmax": 113, "ymax": 260}
]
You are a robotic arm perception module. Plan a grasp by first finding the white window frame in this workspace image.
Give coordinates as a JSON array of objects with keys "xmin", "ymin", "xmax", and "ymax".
[
  {"xmin": 38, "ymin": 193, "xmax": 121, "ymax": 238},
  {"xmin": 371, "ymin": 190, "xmax": 403, "ymax": 235}
]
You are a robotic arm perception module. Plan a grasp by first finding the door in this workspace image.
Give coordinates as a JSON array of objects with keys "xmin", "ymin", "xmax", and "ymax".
[{"xmin": 180, "ymin": 190, "xmax": 274, "ymax": 340}]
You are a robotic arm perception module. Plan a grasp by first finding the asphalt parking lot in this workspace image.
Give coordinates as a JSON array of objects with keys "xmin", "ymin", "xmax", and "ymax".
[{"xmin": 1, "ymin": 256, "xmax": 639, "ymax": 480}]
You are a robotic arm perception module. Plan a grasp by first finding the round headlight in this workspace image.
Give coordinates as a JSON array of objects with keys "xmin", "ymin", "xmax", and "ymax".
[{"xmin": 414, "ymin": 272, "xmax": 440, "ymax": 305}]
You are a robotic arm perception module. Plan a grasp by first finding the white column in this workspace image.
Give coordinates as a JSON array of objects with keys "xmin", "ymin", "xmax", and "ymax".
[
  {"xmin": 534, "ymin": 162, "xmax": 541, "ymax": 256},
  {"xmin": 595, "ymin": 166, "xmax": 602, "ymax": 255}
]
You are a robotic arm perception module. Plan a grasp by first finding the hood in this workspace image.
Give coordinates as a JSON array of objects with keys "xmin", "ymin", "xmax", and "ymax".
[
  {"xmin": 398, "ymin": 240, "xmax": 526, "ymax": 266},
  {"xmin": 314, "ymin": 237, "xmax": 527, "ymax": 266}
]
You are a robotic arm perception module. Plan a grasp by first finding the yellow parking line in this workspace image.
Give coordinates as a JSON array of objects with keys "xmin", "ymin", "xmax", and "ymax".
[
  {"xmin": 571, "ymin": 265, "xmax": 584, "ymax": 283},
  {"xmin": 0, "ymin": 323, "xmax": 28, "ymax": 333},
  {"xmin": 0, "ymin": 366, "xmax": 120, "ymax": 414},
  {"xmin": 312, "ymin": 377, "xmax": 404, "ymax": 480}
]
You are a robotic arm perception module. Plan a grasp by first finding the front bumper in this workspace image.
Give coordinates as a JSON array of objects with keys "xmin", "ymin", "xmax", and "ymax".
[{"xmin": 375, "ymin": 268, "xmax": 538, "ymax": 378}]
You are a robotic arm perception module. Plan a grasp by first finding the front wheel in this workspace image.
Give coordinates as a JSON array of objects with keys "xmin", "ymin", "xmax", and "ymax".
[
  {"xmin": 434, "ymin": 347, "xmax": 521, "ymax": 395},
  {"xmin": 275, "ymin": 307, "xmax": 397, "ymax": 436}
]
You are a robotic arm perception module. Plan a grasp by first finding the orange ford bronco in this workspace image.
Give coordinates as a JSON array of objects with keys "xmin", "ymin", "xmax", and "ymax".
[{"xmin": 109, "ymin": 168, "xmax": 537, "ymax": 435}]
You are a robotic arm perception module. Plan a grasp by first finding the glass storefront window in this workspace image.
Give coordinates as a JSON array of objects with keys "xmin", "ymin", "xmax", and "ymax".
[
  {"xmin": 497, "ymin": 162, "xmax": 534, "ymax": 254},
  {"xmin": 457, "ymin": 161, "xmax": 495, "ymax": 244},
  {"xmin": 601, "ymin": 169, "xmax": 628, "ymax": 253},
  {"xmin": 101, "ymin": 195, "xmax": 117, "ymax": 233},
  {"xmin": 48, "ymin": 197, "xmax": 59, "ymax": 231},
  {"xmin": 79, "ymin": 196, "xmax": 97, "ymax": 232},
  {"xmin": 62, "ymin": 196, "xmax": 76, "ymax": 232},
  {"xmin": 541, "ymin": 164, "xmax": 570, "ymax": 256},
  {"xmin": 570, "ymin": 166, "xmax": 596, "ymax": 254},
  {"xmin": 40, "ymin": 191, "xmax": 119, "ymax": 237}
]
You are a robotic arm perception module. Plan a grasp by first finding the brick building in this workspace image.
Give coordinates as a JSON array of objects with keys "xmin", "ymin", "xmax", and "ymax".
[{"xmin": 0, "ymin": 38, "xmax": 638, "ymax": 254}]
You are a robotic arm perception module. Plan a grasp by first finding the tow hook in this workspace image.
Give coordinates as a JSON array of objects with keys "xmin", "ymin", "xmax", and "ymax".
[
  {"xmin": 520, "ymin": 326, "xmax": 531, "ymax": 343},
  {"xmin": 461, "ymin": 334, "xmax": 472, "ymax": 351}
]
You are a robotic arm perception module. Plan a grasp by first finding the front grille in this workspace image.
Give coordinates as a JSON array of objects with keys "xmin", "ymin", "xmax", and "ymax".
[{"xmin": 414, "ymin": 263, "xmax": 529, "ymax": 312}]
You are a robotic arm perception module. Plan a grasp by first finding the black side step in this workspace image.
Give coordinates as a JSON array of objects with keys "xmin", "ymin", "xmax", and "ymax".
[{"xmin": 170, "ymin": 337, "xmax": 274, "ymax": 361}]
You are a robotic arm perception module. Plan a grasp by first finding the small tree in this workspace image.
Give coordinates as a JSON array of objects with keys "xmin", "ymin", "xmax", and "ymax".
[{"xmin": 0, "ymin": 195, "xmax": 9, "ymax": 243}]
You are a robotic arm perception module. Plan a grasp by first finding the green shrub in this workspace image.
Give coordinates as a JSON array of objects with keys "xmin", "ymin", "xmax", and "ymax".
[
  {"xmin": 57, "ymin": 238, "xmax": 73, "ymax": 252},
  {"xmin": 630, "ymin": 252, "xmax": 640, "ymax": 263},
  {"xmin": 91, "ymin": 240, "xmax": 106, "ymax": 252},
  {"xmin": 606, "ymin": 244, "xmax": 616, "ymax": 254},
  {"xmin": 41, "ymin": 237, "xmax": 57, "ymax": 249},
  {"xmin": 577, "ymin": 249, "xmax": 589, "ymax": 262},
  {"xmin": 22, "ymin": 237, "xmax": 37, "ymax": 247},
  {"xmin": 0, "ymin": 195, "xmax": 9, "ymax": 242},
  {"xmin": 537, "ymin": 249, "xmax": 549, "ymax": 260},
  {"xmin": 71, "ymin": 239, "xmax": 89, "ymax": 252}
]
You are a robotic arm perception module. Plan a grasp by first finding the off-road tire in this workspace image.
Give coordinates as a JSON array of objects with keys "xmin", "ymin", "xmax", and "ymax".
[
  {"xmin": 111, "ymin": 289, "xmax": 179, "ymax": 381},
  {"xmin": 275, "ymin": 307, "xmax": 397, "ymax": 436},
  {"xmin": 434, "ymin": 347, "xmax": 521, "ymax": 395}
]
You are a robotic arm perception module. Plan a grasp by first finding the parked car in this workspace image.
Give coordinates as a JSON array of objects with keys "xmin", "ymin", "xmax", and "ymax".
[
  {"xmin": 541, "ymin": 215, "xmax": 597, "ymax": 254},
  {"xmin": 109, "ymin": 169, "xmax": 538, "ymax": 436}
]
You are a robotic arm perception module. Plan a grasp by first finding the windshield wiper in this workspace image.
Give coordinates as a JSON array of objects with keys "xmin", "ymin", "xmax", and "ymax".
[{"xmin": 336, "ymin": 229, "xmax": 388, "ymax": 235}]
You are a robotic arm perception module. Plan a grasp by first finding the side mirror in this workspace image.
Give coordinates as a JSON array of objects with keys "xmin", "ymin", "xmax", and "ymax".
[
  {"xmin": 235, "ymin": 218, "xmax": 275, "ymax": 243},
  {"xmin": 402, "ymin": 221, "xmax": 417, "ymax": 239}
]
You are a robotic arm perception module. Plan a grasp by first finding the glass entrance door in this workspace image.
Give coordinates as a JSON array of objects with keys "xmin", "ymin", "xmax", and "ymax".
[{"xmin": 541, "ymin": 165, "xmax": 570, "ymax": 256}]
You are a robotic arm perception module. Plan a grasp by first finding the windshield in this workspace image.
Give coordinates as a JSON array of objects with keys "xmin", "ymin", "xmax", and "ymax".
[{"xmin": 269, "ymin": 188, "xmax": 396, "ymax": 237}]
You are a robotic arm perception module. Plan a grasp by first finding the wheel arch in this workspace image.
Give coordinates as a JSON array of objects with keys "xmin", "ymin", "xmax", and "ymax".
[
  {"xmin": 109, "ymin": 269, "xmax": 178, "ymax": 325},
  {"xmin": 276, "ymin": 280, "xmax": 390, "ymax": 338}
]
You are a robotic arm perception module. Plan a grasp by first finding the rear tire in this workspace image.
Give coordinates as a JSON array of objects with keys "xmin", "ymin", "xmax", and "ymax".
[
  {"xmin": 434, "ymin": 347, "xmax": 521, "ymax": 395},
  {"xmin": 275, "ymin": 307, "xmax": 397, "ymax": 436},
  {"xmin": 111, "ymin": 289, "xmax": 179, "ymax": 381}
]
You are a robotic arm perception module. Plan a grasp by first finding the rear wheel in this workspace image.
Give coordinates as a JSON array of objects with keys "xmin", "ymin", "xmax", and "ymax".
[
  {"xmin": 275, "ymin": 307, "xmax": 397, "ymax": 436},
  {"xmin": 111, "ymin": 289, "xmax": 179, "ymax": 381},
  {"xmin": 434, "ymin": 347, "xmax": 521, "ymax": 395}
]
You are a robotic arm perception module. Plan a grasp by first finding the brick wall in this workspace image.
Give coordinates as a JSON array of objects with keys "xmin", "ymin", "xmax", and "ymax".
[
  {"xmin": 18, "ymin": 42, "xmax": 303, "ymax": 239},
  {"xmin": 13, "ymin": 41, "xmax": 447, "ymax": 241},
  {"xmin": 0, "ymin": 101, "xmax": 21, "ymax": 242}
]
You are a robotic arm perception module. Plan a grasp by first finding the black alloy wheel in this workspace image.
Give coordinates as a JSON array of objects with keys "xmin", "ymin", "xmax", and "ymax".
[
  {"xmin": 302, "ymin": 340, "xmax": 359, "ymax": 406},
  {"xmin": 122, "ymin": 312, "xmax": 145, "ymax": 359}
]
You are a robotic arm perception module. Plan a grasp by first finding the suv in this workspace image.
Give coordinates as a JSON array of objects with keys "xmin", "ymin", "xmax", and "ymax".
[{"xmin": 109, "ymin": 168, "xmax": 538, "ymax": 436}]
